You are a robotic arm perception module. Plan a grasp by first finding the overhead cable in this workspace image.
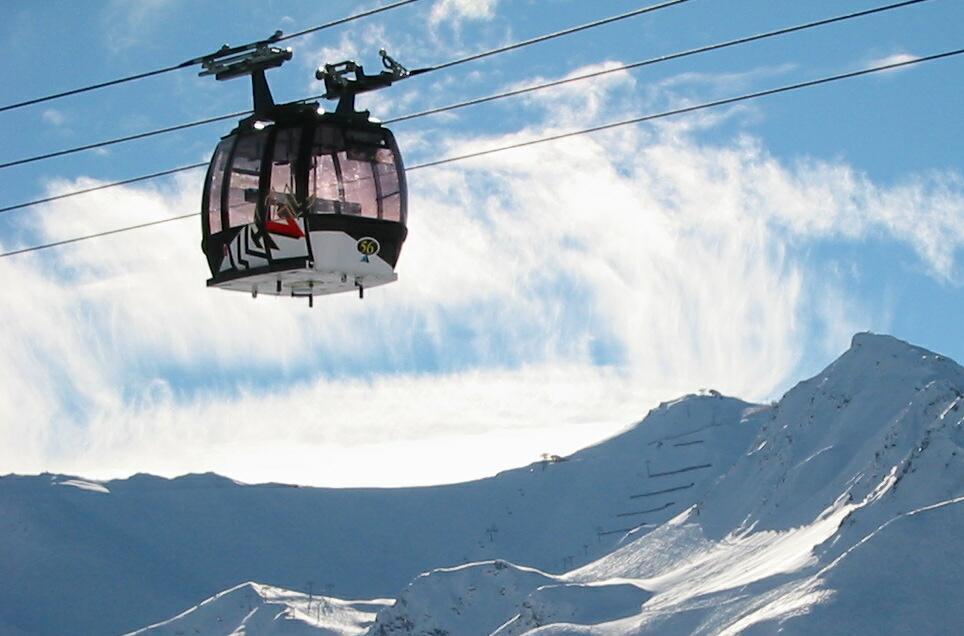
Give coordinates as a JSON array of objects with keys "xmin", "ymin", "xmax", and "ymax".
[
  {"xmin": 0, "ymin": 214, "xmax": 201, "ymax": 259},
  {"xmin": 0, "ymin": 0, "xmax": 423, "ymax": 114},
  {"xmin": 0, "ymin": 0, "xmax": 930, "ymax": 171},
  {"xmin": 385, "ymin": 0, "xmax": 933, "ymax": 123},
  {"xmin": 0, "ymin": 164, "xmax": 207, "ymax": 215},
  {"xmin": 423, "ymin": 0, "xmax": 692, "ymax": 74},
  {"xmin": 277, "ymin": 0, "xmax": 422, "ymax": 41},
  {"xmin": 0, "ymin": 114, "xmax": 246, "ymax": 170},
  {"xmin": 404, "ymin": 48, "xmax": 964, "ymax": 171},
  {"xmin": 0, "ymin": 63, "xmax": 191, "ymax": 116},
  {"xmin": 2, "ymin": 0, "xmax": 695, "ymax": 170},
  {"xmin": 1, "ymin": 46, "xmax": 960, "ymax": 259}
]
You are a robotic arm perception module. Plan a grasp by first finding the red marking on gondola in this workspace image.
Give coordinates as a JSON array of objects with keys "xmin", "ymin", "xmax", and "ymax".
[{"xmin": 266, "ymin": 216, "xmax": 304, "ymax": 238}]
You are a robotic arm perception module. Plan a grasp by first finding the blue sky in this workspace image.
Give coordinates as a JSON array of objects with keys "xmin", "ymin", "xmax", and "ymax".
[{"xmin": 0, "ymin": 0, "xmax": 962, "ymax": 486}]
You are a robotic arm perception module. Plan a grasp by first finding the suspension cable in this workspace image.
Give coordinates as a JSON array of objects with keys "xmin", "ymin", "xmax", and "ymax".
[
  {"xmin": 0, "ymin": 214, "xmax": 200, "ymax": 259},
  {"xmin": 2, "ymin": 0, "xmax": 694, "ymax": 169},
  {"xmin": 0, "ymin": 0, "xmax": 423, "ymax": 114},
  {"xmin": 0, "ymin": 0, "xmax": 930, "ymax": 171},
  {"xmin": 277, "ymin": 0, "xmax": 422, "ymax": 41},
  {"xmin": 386, "ymin": 0, "xmax": 933, "ymax": 123},
  {"xmin": 1, "ymin": 47, "xmax": 960, "ymax": 259},
  {"xmin": 424, "ymin": 0, "xmax": 692, "ymax": 74},
  {"xmin": 405, "ymin": 49, "xmax": 964, "ymax": 171},
  {"xmin": 0, "ymin": 164, "xmax": 208, "ymax": 215},
  {"xmin": 0, "ymin": 114, "xmax": 246, "ymax": 170}
]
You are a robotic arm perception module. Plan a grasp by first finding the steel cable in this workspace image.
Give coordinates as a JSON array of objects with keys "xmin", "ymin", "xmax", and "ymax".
[
  {"xmin": 1, "ymin": 0, "xmax": 699, "ymax": 169},
  {"xmin": 0, "ymin": 0, "xmax": 424, "ymax": 114},
  {"xmin": 2, "ymin": 47, "xmax": 960, "ymax": 258}
]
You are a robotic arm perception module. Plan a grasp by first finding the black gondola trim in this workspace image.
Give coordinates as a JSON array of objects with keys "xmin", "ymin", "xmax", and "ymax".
[
  {"xmin": 331, "ymin": 151, "xmax": 347, "ymax": 214},
  {"xmin": 207, "ymin": 256, "xmax": 313, "ymax": 287},
  {"xmin": 257, "ymin": 126, "xmax": 277, "ymax": 266},
  {"xmin": 371, "ymin": 158, "xmax": 384, "ymax": 220},
  {"xmin": 200, "ymin": 149, "xmax": 216, "ymax": 239},
  {"xmin": 303, "ymin": 215, "xmax": 407, "ymax": 267},
  {"xmin": 385, "ymin": 129, "xmax": 408, "ymax": 225},
  {"xmin": 219, "ymin": 134, "xmax": 242, "ymax": 232},
  {"xmin": 205, "ymin": 217, "xmax": 406, "ymax": 282},
  {"xmin": 205, "ymin": 226, "xmax": 242, "ymax": 274},
  {"xmin": 297, "ymin": 124, "xmax": 316, "ymax": 264}
]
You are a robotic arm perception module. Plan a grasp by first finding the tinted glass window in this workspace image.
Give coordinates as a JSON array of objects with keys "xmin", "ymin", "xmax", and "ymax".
[
  {"xmin": 374, "ymin": 147, "xmax": 402, "ymax": 222},
  {"xmin": 268, "ymin": 128, "xmax": 301, "ymax": 221},
  {"xmin": 309, "ymin": 153, "xmax": 342, "ymax": 214},
  {"xmin": 309, "ymin": 125, "xmax": 348, "ymax": 214},
  {"xmin": 307, "ymin": 124, "xmax": 404, "ymax": 221},
  {"xmin": 338, "ymin": 150, "xmax": 377, "ymax": 218},
  {"xmin": 226, "ymin": 134, "xmax": 266, "ymax": 228},
  {"xmin": 205, "ymin": 137, "xmax": 234, "ymax": 233}
]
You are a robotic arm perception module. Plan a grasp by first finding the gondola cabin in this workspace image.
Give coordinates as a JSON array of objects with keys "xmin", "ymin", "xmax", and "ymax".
[
  {"xmin": 198, "ymin": 35, "xmax": 412, "ymax": 303},
  {"xmin": 202, "ymin": 112, "xmax": 407, "ymax": 300}
]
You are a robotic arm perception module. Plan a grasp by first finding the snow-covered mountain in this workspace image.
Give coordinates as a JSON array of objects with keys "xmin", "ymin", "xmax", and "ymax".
[
  {"xmin": 1, "ymin": 333, "xmax": 961, "ymax": 635},
  {"xmin": 366, "ymin": 333, "xmax": 964, "ymax": 635},
  {"xmin": 0, "ymin": 388, "xmax": 756, "ymax": 635},
  {"xmin": 125, "ymin": 582, "xmax": 391, "ymax": 636}
]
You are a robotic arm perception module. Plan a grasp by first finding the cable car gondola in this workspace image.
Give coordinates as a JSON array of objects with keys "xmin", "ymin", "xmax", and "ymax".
[{"xmin": 198, "ymin": 34, "xmax": 414, "ymax": 304}]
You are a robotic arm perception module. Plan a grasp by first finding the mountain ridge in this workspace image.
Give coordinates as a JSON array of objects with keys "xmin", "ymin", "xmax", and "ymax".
[
  {"xmin": 1, "ymin": 332, "xmax": 961, "ymax": 635},
  {"xmin": 0, "ymin": 390, "xmax": 759, "ymax": 634},
  {"xmin": 346, "ymin": 332, "xmax": 964, "ymax": 634}
]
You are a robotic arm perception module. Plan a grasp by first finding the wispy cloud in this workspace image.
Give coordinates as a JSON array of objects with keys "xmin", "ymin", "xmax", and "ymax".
[
  {"xmin": 101, "ymin": 0, "xmax": 178, "ymax": 52},
  {"xmin": 865, "ymin": 51, "xmax": 921, "ymax": 73},
  {"xmin": 2, "ymin": 61, "xmax": 962, "ymax": 487},
  {"xmin": 429, "ymin": 0, "xmax": 499, "ymax": 28},
  {"xmin": 41, "ymin": 108, "xmax": 66, "ymax": 126},
  {"xmin": 55, "ymin": 363, "xmax": 644, "ymax": 487}
]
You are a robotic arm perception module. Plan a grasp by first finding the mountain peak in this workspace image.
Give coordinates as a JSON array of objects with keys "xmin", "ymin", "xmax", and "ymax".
[
  {"xmin": 697, "ymin": 331, "xmax": 964, "ymax": 536},
  {"xmin": 846, "ymin": 331, "xmax": 959, "ymax": 367},
  {"xmin": 850, "ymin": 331, "xmax": 929, "ymax": 356},
  {"xmin": 791, "ymin": 332, "xmax": 964, "ymax": 406}
]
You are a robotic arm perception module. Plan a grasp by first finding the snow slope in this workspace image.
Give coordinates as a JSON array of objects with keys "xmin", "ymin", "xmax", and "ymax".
[
  {"xmin": 369, "ymin": 560, "xmax": 562, "ymax": 635},
  {"xmin": 348, "ymin": 333, "xmax": 964, "ymax": 635},
  {"xmin": 124, "ymin": 582, "xmax": 390, "ymax": 636},
  {"xmin": 3, "ymin": 333, "xmax": 961, "ymax": 635},
  {"xmin": 494, "ymin": 582, "xmax": 654, "ymax": 634},
  {"xmin": 0, "ymin": 390, "xmax": 758, "ymax": 635}
]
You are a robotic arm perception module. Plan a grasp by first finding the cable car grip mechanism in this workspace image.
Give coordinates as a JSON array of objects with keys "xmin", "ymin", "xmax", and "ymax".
[
  {"xmin": 317, "ymin": 50, "xmax": 425, "ymax": 116},
  {"xmin": 194, "ymin": 31, "xmax": 293, "ymax": 117}
]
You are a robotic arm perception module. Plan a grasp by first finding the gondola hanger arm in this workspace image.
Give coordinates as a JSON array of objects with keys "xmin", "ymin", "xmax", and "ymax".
[
  {"xmin": 316, "ymin": 49, "xmax": 429, "ymax": 115},
  {"xmin": 194, "ymin": 32, "xmax": 293, "ymax": 82},
  {"xmin": 194, "ymin": 32, "xmax": 295, "ymax": 118}
]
